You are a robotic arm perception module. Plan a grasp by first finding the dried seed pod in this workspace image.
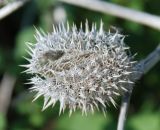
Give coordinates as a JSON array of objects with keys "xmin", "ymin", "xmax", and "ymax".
[{"xmin": 22, "ymin": 21, "xmax": 136, "ymax": 116}]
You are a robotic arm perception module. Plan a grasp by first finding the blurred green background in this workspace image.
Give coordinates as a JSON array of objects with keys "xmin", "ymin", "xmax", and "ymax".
[{"xmin": 0, "ymin": 0, "xmax": 160, "ymax": 130}]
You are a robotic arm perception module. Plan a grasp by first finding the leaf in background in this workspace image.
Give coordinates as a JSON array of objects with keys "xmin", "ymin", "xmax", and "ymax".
[
  {"xmin": 39, "ymin": 10, "xmax": 53, "ymax": 31},
  {"xmin": 124, "ymin": 21, "xmax": 143, "ymax": 34},
  {"xmin": 128, "ymin": 112, "xmax": 160, "ymax": 130},
  {"xmin": 0, "ymin": 113, "xmax": 6, "ymax": 130},
  {"xmin": 128, "ymin": 0, "xmax": 144, "ymax": 10},
  {"xmin": 29, "ymin": 113, "xmax": 44, "ymax": 127},
  {"xmin": 56, "ymin": 112, "xmax": 110, "ymax": 130},
  {"xmin": 145, "ymin": 71, "xmax": 160, "ymax": 87},
  {"xmin": 14, "ymin": 27, "xmax": 35, "ymax": 62},
  {"xmin": 35, "ymin": 0, "xmax": 56, "ymax": 13}
]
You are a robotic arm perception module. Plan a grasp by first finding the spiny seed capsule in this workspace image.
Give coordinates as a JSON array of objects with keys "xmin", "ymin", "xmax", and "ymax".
[{"xmin": 22, "ymin": 21, "xmax": 136, "ymax": 116}]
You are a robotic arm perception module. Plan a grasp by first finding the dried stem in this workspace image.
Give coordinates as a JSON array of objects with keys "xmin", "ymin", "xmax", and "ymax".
[
  {"xmin": 117, "ymin": 44, "xmax": 160, "ymax": 130},
  {"xmin": 0, "ymin": 72, "xmax": 16, "ymax": 116},
  {"xmin": 137, "ymin": 44, "xmax": 160, "ymax": 75},
  {"xmin": 117, "ymin": 91, "xmax": 132, "ymax": 130},
  {"xmin": 0, "ymin": 0, "xmax": 29, "ymax": 20},
  {"xmin": 59, "ymin": 0, "xmax": 160, "ymax": 30}
]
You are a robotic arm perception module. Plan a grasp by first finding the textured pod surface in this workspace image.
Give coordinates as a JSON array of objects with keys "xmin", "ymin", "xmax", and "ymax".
[{"xmin": 23, "ymin": 21, "xmax": 136, "ymax": 115}]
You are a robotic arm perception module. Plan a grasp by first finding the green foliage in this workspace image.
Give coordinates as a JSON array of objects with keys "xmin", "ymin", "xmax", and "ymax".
[
  {"xmin": 0, "ymin": 114, "xmax": 6, "ymax": 130},
  {"xmin": 127, "ymin": 100, "xmax": 160, "ymax": 130},
  {"xmin": 35, "ymin": 0, "xmax": 56, "ymax": 13},
  {"xmin": 129, "ymin": 112, "xmax": 160, "ymax": 130},
  {"xmin": 56, "ymin": 112, "xmax": 110, "ymax": 130},
  {"xmin": 14, "ymin": 27, "xmax": 35, "ymax": 62}
]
